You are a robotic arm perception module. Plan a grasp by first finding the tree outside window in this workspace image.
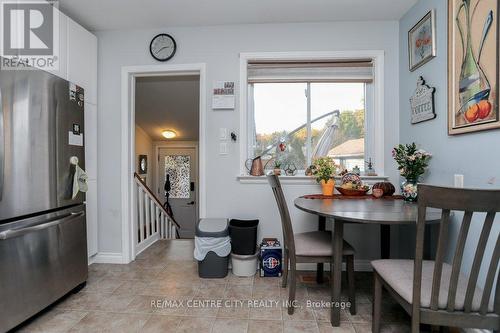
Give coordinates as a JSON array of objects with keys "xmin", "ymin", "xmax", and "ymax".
[{"xmin": 251, "ymin": 82, "xmax": 366, "ymax": 172}]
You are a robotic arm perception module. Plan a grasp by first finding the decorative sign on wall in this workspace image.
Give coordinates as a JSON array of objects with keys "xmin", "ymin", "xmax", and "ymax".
[
  {"xmin": 212, "ymin": 81, "xmax": 235, "ymax": 110},
  {"xmin": 410, "ymin": 76, "xmax": 436, "ymax": 124}
]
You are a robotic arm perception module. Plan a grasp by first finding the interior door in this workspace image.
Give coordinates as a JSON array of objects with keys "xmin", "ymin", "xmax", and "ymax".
[{"xmin": 158, "ymin": 147, "xmax": 197, "ymax": 238}]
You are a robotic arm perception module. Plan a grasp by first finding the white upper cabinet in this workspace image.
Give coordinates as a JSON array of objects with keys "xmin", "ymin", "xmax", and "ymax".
[
  {"xmin": 67, "ymin": 18, "xmax": 98, "ymax": 105},
  {"xmin": 28, "ymin": 8, "xmax": 68, "ymax": 79}
]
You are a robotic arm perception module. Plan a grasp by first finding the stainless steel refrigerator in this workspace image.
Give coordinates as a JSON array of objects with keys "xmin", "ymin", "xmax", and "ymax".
[{"xmin": 0, "ymin": 61, "xmax": 88, "ymax": 332}]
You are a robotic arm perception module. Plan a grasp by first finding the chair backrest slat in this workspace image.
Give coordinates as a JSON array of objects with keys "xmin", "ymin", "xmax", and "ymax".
[
  {"xmin": 413, "ymin": 204, "xmax": 428, "ymax": 320},
  {"xmin": 495, "ymin": 265, "xmax": 500, "ymax": 314},
  {"xmin": 415, "ymin": 184, "xmax": 500, "ymax": 317},
  {"xmin": 447, "ymin": 211, "xmax": 473, "ymax": 312},
  {"xmin": 430, "ymin": 209, "xmax": 451, "ymax": 310},
  {"xmin": 480, "ymin": 234, "xmax": 500, "ymax": 315},
  {"xmin": 267, "ymin": 174, "xmax": 295, "ymax": 255},
  {"xmin": 464, "ymin": 212, "xmax": 496, "ymax": 312}
]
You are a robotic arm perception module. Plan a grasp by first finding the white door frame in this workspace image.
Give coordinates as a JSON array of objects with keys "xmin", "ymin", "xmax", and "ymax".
[{"xmin": 121, "ymin": 63, "xmax": 207, "ymax": 263}]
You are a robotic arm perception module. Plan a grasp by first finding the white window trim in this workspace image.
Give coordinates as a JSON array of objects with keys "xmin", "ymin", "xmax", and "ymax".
[{"xmin": 239, "ymin": 51, "xmax": 385, "ymax": 178}]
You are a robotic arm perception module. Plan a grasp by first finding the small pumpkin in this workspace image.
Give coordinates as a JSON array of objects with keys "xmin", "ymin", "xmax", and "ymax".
[{"xmin": 372, "ymin": 182, "xmax": 395, "ymax": 196}]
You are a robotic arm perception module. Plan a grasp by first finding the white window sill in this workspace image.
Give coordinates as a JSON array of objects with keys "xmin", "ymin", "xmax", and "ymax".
[{"xmin": 237, "ymin": 174, "xmax": 389, "ymax": 185}]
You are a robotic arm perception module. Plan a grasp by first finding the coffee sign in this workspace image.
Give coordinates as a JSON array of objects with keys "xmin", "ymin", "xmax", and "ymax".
[{"xmin": 410, "ymin": 76, "xmax": 436, "ymax": 124}]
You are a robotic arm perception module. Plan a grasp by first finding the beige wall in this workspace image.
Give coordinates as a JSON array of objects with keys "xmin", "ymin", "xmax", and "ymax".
[{"xmin": 135, "ymin": 125, "xmax": 154, "ymax": 188}]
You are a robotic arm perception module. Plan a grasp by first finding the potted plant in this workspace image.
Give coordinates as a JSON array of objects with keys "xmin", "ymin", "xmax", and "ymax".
[
  {"xmin": 273, "ymin": 159, "xmax": 282, "ymax": 176},
  {"xmin": 392, "ymin": 143, "xmax": 432, "ymax": 201},
  {"xmin": 311, "ymin": 157, "xmax": 338, "ymax": 196}
]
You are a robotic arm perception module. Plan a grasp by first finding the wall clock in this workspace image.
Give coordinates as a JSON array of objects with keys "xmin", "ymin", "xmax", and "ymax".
[
  {"xmin": 138, "ymin": 155, "xmax": 148, "ymax": 174},
  {"xmin": 149, "ymin": 33, "xmax": 176, "ymax": 62}
]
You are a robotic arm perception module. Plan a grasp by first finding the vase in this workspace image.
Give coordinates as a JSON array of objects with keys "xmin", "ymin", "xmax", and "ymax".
[
  {"xmin": 401, "ymin": 178, "xmax": 419, "ymax": 202},
  {"xmin": 320, "ymin": 179, "xmax": 335, "ymax": 196}
]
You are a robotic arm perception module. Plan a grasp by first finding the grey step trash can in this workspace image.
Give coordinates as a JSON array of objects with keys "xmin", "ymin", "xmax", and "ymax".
[{"xmin": 194, "ymin": 218, "xmax": 231, "ymax": 278}]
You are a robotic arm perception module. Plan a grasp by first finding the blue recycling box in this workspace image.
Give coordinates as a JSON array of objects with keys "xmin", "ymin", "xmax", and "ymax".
[{"xmin": 259, "ymin": 238, "xmax": 282, "ymax": 277}]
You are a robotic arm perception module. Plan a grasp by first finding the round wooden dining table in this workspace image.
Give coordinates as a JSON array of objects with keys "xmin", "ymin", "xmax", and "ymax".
[{"xmin": 294, "ymin": 195, "xmax": 442, "ymax": 327}]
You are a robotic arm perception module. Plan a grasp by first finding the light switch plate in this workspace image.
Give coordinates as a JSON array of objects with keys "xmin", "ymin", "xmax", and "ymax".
[
  {"xmin": 454, "ymin": 174, "xmax": 464, "ymax": 188},
  {"xmin": 219, "ymin": 142, "xmax": 228, "ymax": 155},
  {"xmin": 219, "ymin": 128, "xmax": 228, "ymax": 141}
]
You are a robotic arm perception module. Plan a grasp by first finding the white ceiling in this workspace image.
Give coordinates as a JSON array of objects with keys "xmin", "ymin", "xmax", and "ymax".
[
  {"xmin": 135, "ymin": 75, "xmax": 200, "ymax": 141},
  {"xmin": 59, "ymin": 0, "xmax": 418, "ymax": 31}
]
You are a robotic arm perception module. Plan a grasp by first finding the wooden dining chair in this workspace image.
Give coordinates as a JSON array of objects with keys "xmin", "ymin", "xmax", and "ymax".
[
  {"xmin": 267, "ymin": 174, "xmax": 357, "ymax": 315},
  {"xmin": 372, "ymin": 184, "xmax": 500, "ymax": 333}
]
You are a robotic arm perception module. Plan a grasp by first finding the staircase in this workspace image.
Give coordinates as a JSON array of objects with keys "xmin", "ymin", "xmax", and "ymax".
[{"xmin": 134, "ymin": 173, "xmax": 179, "ymax": 255}]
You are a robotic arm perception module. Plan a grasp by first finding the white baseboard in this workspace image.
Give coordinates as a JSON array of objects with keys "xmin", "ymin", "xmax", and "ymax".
[
  {"xmin": 461, "ymin": 329, "xmax": 491, "ymax": 333},
  {"xmin": 297, "ymin": 259, "xmax": 373, "ymax": 272},
  {"xmin": 135, "ymin": 234, "xmax": 160, "ymax": 257},
  {"xmin": 89, "ymin": 252, "xmax": 127, "ymax": 264}
]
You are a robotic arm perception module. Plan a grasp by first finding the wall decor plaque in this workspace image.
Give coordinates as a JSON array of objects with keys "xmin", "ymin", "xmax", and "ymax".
[{"xmin": 410, "ymin": 76, "xmax": 436, "ymax": 124}]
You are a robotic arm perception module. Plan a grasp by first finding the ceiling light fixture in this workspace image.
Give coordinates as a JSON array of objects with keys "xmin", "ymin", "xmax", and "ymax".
[{"xmin": 162, "ymin": 130, "xmax": 177, "ymax": 139}]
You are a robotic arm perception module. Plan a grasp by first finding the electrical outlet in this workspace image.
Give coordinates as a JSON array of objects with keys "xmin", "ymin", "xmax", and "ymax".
[{"xmin": 454, "ymin": 174, "xmax": 464, "ymax": 188}]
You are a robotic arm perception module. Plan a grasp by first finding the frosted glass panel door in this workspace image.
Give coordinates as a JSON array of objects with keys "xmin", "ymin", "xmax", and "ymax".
[
  {"xmin": 157, "ymin": 147, "xmax": 197, "ymax": 238},
  {"xmin": 164, "ymin": 155, "xmax": 191, "ymax": 198}
]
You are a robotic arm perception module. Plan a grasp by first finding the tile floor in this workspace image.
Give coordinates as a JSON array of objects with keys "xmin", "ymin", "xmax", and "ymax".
[{"xmin": 14, "ymin": 240, "xmax": 426, "ymax": 333}]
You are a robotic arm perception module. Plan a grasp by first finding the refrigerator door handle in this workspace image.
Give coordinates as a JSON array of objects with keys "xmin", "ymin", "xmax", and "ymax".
[{"xmin": 0, "ymin": 211, "xmax": 85, "ymax": 240}]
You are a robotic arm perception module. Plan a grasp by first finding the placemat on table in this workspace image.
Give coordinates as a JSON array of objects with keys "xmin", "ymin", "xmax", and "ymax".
[{"xmin": 301, "ymin": 194, "xmax": 404, "ymax": 200}]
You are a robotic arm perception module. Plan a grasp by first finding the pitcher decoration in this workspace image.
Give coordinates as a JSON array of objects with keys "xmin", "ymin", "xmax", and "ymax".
[
  {"xmin": 245, "ymin": 156, "xmax": 265, "ymax": 176},
  {"xmin": 458, "ymin": 3, "xmax": 493, "ymax": 120},
  {"xmin": 449, "ymin": 0, "xmax": 500, "ymax": 134}
]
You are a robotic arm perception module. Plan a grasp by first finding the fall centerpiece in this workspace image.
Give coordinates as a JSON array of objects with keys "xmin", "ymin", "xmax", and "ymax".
[
  {"xmin": 310, "ymin": 157, "xmax": 338, "ymax": 196},
  {"xmin": 392, "ymin": 143, "xmax": 432, "ymax": 201}
]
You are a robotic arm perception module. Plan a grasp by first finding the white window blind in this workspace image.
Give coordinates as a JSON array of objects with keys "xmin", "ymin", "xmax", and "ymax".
[{"xmin": 247, "ymin": 59, "xmax": 373, "ymax": 83}]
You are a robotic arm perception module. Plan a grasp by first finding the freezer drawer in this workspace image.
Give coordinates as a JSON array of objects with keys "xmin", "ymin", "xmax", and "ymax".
[{"xmin": 0, "ymin": 205, "xmax": 88, "ymax": 332}]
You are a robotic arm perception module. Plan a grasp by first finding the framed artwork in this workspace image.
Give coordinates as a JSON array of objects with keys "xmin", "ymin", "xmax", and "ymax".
[
  {"xmin": 138, "ymin": 155, "xmax": 148, "ymax": 174},
  {"xmin": 448, "ymin": 0, "xmax": 500, "ymax": 135},
  {"xmin": 408, "ymin": 10, "xmax": 437, "ymax": 71}
]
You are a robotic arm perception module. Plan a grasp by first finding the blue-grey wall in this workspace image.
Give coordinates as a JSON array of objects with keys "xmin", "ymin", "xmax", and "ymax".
[
  {"xmin": 399, "ymin": 0, "xmax": 500, "ymax": 286},
  {"xmin": 95, "ymin": 20, "xmax": 401, "ymax": 265}
]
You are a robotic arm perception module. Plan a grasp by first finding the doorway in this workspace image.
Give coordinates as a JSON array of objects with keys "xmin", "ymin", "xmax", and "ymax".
[
  {"xmin": 157, "ymin": 146, "xmax": 198, "ymax": 238},
  {"xmin": 122, "ymin": 63, "xmax": 206, "ymax": 262},
  {"xmin": 135, "ymin": 74, "xmax": 200, "ymax": 240}
]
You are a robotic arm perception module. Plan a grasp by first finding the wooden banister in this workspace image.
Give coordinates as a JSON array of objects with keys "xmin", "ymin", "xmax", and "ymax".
[{"xmin": 134, "ymin": 172, "xmax": 180, "ymax": 229}]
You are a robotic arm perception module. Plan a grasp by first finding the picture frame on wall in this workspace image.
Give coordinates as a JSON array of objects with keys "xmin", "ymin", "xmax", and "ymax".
[
  {"xmin": 448, "ymin": 0, "xmax": 500, "ymax": 135},
  {"xmin": 408, "ymin": 10, "xmax": 437, "ymax": 72}
]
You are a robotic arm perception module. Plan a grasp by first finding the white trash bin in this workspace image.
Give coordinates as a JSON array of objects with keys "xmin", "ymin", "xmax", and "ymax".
[{"xmin": 231, "ymin": 250, "xmax": 259, "ymax": 277}]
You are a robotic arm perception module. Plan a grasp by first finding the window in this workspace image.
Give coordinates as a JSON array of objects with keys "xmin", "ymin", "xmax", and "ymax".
[{"xmin": 247, "ymin": 59, "xmax": 373, "ymax": 173}]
